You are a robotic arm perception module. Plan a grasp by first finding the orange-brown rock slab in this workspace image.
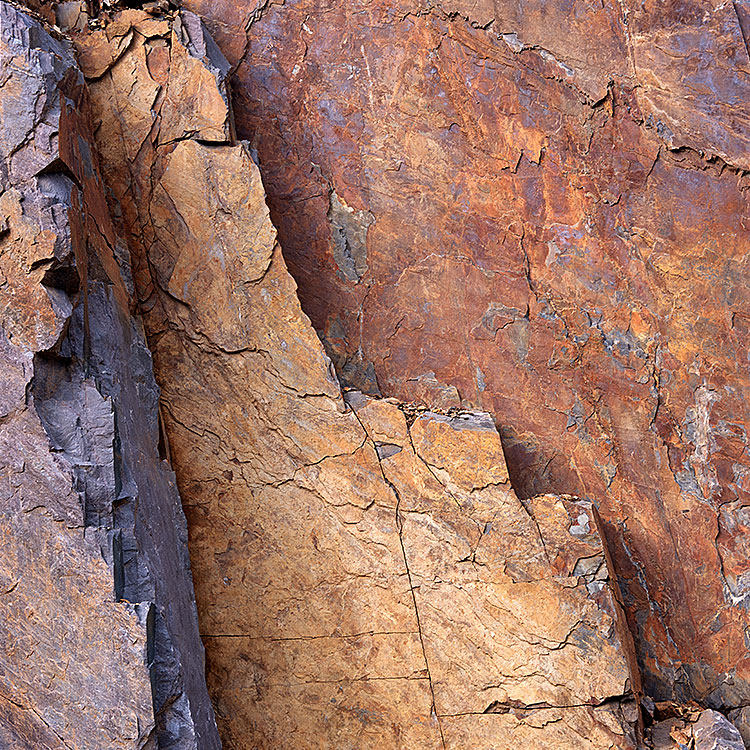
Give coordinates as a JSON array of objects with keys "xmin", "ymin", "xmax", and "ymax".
[
  {"xmin": 441, "ymin": 704, "xmax": 640, "ymax": 750},
  {"xmin": 204, "ymin": 636, "xmax": 440, "ymax": 749},
  {"xmin": 352, "ymin": 398, "xmax": 638, "ymax": 725}
]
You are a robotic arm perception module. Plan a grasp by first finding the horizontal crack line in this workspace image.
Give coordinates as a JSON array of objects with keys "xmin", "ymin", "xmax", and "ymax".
[
  {"xmin": 253, "ymin": 675, "xmax": 430, "ymax": 688},
  {"xmin": 202, "ymin": 630, "xmax": 418, "ymax": 641}
]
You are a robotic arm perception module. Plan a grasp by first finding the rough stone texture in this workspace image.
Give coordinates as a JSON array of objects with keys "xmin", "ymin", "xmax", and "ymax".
[
  {"xmin": 70, "ymin": 11, "xmax": 642, "ymax": 746},
  {"xmin": 648, "ymin": 708, "xmax": 745, "ymax": 749},
  {"xmin": 179, "ymin": 0, "xmax": 750, "ymax": 710},
  {"xmin": 0, "ymin": 3, "xmax": 219, "ymax": 748},
  {"xmin": 730, "ymin": 706, "xmax": 750, "ymax": 748},
  {"xmin": 8, "ymin": 0, "xmax": 750, "ymax": 746},
  {"xmin": 692, "ymin": 709, "xmax": 746, "ymax": 750}
]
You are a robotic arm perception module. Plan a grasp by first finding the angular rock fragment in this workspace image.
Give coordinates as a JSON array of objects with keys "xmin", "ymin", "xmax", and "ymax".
[
  {"xmin": 729, "ymin": 706, "xmax": 750, "ymax": 748},
  {"xmin": 692, "ymin": 710, "xmax": 745, "ymax": 750},
  {"xmin": 352, "ymin": 399, "xmax": 641, "ymax": 743},
  {"xmin": 649, "ymin": 708, "xmax": 745, "ymax": 750}
]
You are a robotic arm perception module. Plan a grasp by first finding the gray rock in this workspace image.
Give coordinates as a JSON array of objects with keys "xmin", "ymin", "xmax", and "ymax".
[
  {"xmin": 0, "ymin": 3, "xmax": 220, "ymax": 748},
  {"xmin": 694, "ymin": 709, "xmax": 745, "ymax": 750}
]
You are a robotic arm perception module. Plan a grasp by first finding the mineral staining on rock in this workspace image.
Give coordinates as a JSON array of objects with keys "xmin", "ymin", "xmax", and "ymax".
[
  {"xmin": 328, "ymin": 189, "xmax": 374, "ymax": 283},
  {"xmin": 182, "ymin": 0, "xmax": 750, "ymax": 711},
  {"xmin": 3, "ymin": 0, "xmax": 749, "ymax": 748},
  {"xmin": 0, "ymin": 4, "xmax": 219, "ymax": 748},
  {"xmin": 67, "ymin": 13, "xmax": 642, "ymax": 745}
]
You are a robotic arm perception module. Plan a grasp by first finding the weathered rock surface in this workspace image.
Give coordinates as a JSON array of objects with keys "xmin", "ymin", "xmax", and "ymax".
[
  {"xmin": 68, "ymin": 11, "xmax": 642, "ymax": 745},
  {"xmin": 649, "ymin": 707, "xmax": 745, "ymax": 750},
  {"xmin": 6, "ymin": 0, "xmax": 750, "ymax": 746},
  {"xmin": 179, "ymin": 0, "xmax": 750, "ymax": 710},
  {"xmin": 0, "ymin": 3, "xmax": 219, "ymax": 747}
]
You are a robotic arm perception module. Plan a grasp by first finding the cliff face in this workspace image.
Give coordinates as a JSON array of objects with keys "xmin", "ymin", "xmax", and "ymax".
[
  {"xmin": 180, "ymin": 0, "xmax": 750, "ymax": 710},
  {"xmin": 0, "ymin": 5, "xmax": 219, "ymax": 747},
  {"xmin": 67, "ymin": 11, "xmax": 641, "ymax": 746},
  {"xmin": 1, "ymin": 0, "xmax": 750, "ymax": 749}
]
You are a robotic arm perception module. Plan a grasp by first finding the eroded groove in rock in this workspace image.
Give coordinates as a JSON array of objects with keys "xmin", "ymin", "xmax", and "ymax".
[
  {"xmin": 67, "ymin": 9, "xmax": 644, "ymax": 746},
  {"xmin": 0, "ymin": 4, "xmax": 220, "ymax": 747},
  {"xmin": 178, "ymin": 0, "xmax": 750, "ymax": 709}
]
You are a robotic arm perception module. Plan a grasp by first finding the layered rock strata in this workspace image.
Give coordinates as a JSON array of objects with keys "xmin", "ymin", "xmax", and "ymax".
[
  {"xmin": 67, "ymin": 10, "xmax": 642, "ymax": 746},
  {"xmin": 0, "ymin": 4, "xmax": 219, "ymax": 747},
  {"xmin": 182, "ymin": 0, "xmax": 750, "ymax": 709}
]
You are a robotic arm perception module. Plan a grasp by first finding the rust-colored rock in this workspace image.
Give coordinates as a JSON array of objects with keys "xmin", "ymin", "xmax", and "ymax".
[
  {"xmin": 6, "ymin": 0, "xmax": 750, "ymax": 746},
  {"xmin": 71, "ymin": 13, "xmax": 642, "ymax": 746},
  {"xmin": 181, "ymin": 0, "xmax": 750, "ymax": 709}
]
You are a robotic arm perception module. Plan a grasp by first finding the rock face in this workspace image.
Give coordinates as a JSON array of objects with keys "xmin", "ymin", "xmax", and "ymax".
[
  {"xmin": 180, "ymin": 0, "xmax": 750, "ymax": 710},
  {"xmin": 66, "ymin": 9, "xmax": 642, "ymax": 746},
  {"xmin": 3, "ymin": 0, "xmax": 750, "ymax": 747},
  {"xmin": 649, "ymin": 708, "xmax": 745, "ymax": 750},
  {"xmin": 0, "ymin": 4, "xmax": 219, "ymax": 748}
]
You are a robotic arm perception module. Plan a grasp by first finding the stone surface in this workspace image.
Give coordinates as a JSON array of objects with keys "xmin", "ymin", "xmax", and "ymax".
[
  {"xmin": 71, "ymin": 11, "xmax": 642, "ymax": 746},
  {"xmin": 0, "ymin": 3, "xmax": 219, "ymax": 748},
  {"xmin": 179, "ymin": 0, "xmax": 750, "ymax": 709},
  {"xmin": 648, "ymin": 708, "xmax": 745, "ymax": 750},
  {"xmin": 692, "ymin": 709, "xmax": 745, "ymax": 750},
  {"xmin": 7, "ymin": 0, "xmax": 750, "ymax": 746},
  {"xmin": 729, "ymin": 706, "xmax": 750, "ymax": 748}
]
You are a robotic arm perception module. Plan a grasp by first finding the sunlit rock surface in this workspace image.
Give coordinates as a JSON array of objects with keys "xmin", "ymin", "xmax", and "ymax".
[
  {"xmin": 181, "ymin": 0, "xmax": 750, "ymax": 710},
  {"xmin": 4, "ymin": 0, "xmax": 750, "ymax": 747}
]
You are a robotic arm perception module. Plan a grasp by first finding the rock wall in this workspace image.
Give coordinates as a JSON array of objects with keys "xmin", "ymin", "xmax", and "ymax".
[
  {"xmin": 66, "ymin": 7, "xmax": 642, "ymax": 747},
  {"xmin": 3, "ymin": 0, "xmax": 750, "ymax": 747},
  {"xmin": 180, "ymin": 0, "xmax": 750, "ymax": 710},
  {"xmin": 0, "ymin": 4, "xmax": 219, "ymax": 747}
]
